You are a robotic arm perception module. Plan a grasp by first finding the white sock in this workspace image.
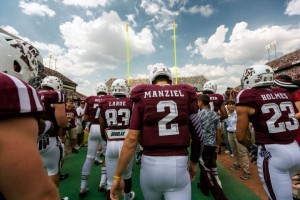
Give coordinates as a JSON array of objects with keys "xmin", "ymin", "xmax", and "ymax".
[
  {"xmin": 95, "ymin": 151, "xmax": 100, "ymax": 160},
  {"xmin": 214, "ymin": 175, "xmax": 222, "ymax": 188},
  {"xmin": 80, "ymin": 175, "xmax": 88, "ymax": 190},
  {"xmin": 100, "ymin": 167, "xmax": 106, "ymax": 185},
  {"xmin": 124, "ymin": 191, "xmax": 132, "ymax": 200}
]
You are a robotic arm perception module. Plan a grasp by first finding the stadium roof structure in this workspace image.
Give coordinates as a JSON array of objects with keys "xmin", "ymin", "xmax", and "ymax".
[{"xmin": 41, "ymin": 67, "xmax": 77, "ymax": 87}]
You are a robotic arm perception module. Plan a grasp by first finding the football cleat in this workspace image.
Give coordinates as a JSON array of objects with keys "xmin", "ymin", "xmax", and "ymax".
[
  {"xmin": 79, "ymin": 187, "xmax": 89, "ymax": 197},
  {"xmin": 59, "ymin": 173, "xmax": 69, "ymax": 181},
  {"xmin": 98, "ymin": 183, "xmax": 107, "ymax": 192},
  {"xmin": 127, "ymin": 191, "xmax": 135, "ymax": 200},
  {"xmin": 94, "ymin": 159, "xmax": 103, "ymax": 165}
]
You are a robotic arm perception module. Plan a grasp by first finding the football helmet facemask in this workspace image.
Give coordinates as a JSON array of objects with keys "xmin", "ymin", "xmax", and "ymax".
[
  {"xmin": 0, "ymin": 33, "xmax": 44, "ymax": 88},
  {"xmin": 241, "ymin": 64, "xmax": 274, "ymax": 89},
  {"xmin": 41, "ymin": 76, "xmax": 63, "ymax": 92},
  {"xmin": 203, "ymin": 81, "xmax": 217, "ymax": 93},
  {"xmin": 96, "ymin": 83, "xmax": 108, "ymax": 95},
  {"xmin": 149, "ymin": 65, "xmax": 173, "ymax": 84},
  {"xmin": 111, "ymin": 79, "xmax": 130, "ymax": 97}
]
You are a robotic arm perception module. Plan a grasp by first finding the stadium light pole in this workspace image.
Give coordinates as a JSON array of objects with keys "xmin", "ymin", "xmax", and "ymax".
[
  {"xmin": 54, "ymin": 57, "xmax": 58, "ymax": 70},
  {"xmin": 265, "ymin": 44, "xmax": 271, "ymax": 61},
  {"xmin": 48, "ymin": 55, "xmax": 53, "ymax": 69},
  {"xmin": 271, "ymin": 40, "xmax": 278, "ymax": 59}
]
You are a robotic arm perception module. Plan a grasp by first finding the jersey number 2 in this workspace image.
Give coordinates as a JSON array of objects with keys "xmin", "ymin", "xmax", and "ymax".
[{"xmin": 157, "ymin": 100, "xmax": 179, "ymax": 136}]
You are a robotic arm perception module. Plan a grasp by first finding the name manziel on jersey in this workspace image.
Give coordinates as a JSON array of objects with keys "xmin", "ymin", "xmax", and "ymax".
[{"xmin": 144, "ymin": 90, "xmax": 185, "ymax": 98}]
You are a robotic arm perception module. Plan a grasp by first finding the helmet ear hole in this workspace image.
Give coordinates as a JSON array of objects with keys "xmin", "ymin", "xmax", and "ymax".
[{"xmin": 13, "ymin": 61, "xmax": 21, "ymax": 72}]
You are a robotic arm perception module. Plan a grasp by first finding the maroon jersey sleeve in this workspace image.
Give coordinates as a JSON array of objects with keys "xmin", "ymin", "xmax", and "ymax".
[
  {"xmin": 293, "ymin": 90, "xmax": 300, "ymax": 102},
  {"xmin": 99, "ymin": 97, "xmax": 133, "ymax": 140},
  {"xmin": 130, "ymin": 84, "xmax": 201, "ymax": 158},
  {"xmin": 236, "ymin": 88, "xmax": 298, "ymax": 145},
  {"xmin": 0, "ymin": 72, "xmax": 44, "ymax": 119}
]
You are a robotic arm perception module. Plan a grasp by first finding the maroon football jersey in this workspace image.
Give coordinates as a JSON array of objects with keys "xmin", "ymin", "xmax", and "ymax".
[
  {"xmin": 99, "ymin": 97, "xmax": 133, "ymax": 141},
  {"xmin": 65, "ymin": 107, "xmax": 77, "ymax": 129},
  {"xmin": 0, "ymin": 72, "xmax": 44, "ymax": 119},
  {"xmin": 130, "ymin": 84, "xmax": 199, "ymax": 156},
  {"xmin": 38, "ymin": 90, "xmax": 65, "ymax": 135},
  {"xmin": 207, "ymin": 93, "xmax": 224, "ymax": 113},
  {"xmin": 293, "ymin": 90, "xmax": 300, "ymax": 109},
  {"xmin": 236, "ymin": 87, "xmax": 299, "ymax": 145},
  {"xmin": 84, "ymin": 95, "xmax": 113, "ymax": 125}
]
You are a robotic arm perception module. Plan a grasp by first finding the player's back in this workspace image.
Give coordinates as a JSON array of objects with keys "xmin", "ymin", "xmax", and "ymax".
[
  {"xmin": 99, "ymin": 97, "xmax": 133, "ymax": 141},
  {"xmin": 236, "ymin": 87, "xmax": 299, "ymax": 145},
  {"xmin": 85, "ymin": 95, "xmax": 113, "ymax": 125},
  {"xmin": 38, "ymin": 90, "xmax": 65, "ymax": 135},
  {"xmin": 130, "ymin": 84, "xmax": 198, "ymax": 156},
  {"xmin": 207, "ymin": 93, "xmax": 224, "ymax": 113}
]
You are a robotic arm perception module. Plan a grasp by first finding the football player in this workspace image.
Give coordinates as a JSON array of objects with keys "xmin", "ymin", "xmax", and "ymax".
[
  {"xmin": 202, "ymin": 81, "xmax": 228, "ymax": 120},
  {"xmin": 0, "ymin": 33, "xmax": 60, "ymax": 199},
  {"xmin": 79, "ymin": 83, "xmax": 113, "ymax": 197},
  {"xmin": 39, "ymin": 76, "xmax": 68, "ymax": 187},
  {"xmin": 99, "ymin": 79, "xmax": 135, "ymax": 200},
  {"xmin": 236, "ymin": 64, "xmax": 300, "ymax": 200},
  {"xmin": 110, "ymin": 66, "xmax": 203, "ymax": 200}
]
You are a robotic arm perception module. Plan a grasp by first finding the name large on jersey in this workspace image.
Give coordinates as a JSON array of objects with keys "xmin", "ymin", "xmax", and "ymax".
[{"xmin": 99, "ymin": 97, "xmax": 132, "ymax": 141}]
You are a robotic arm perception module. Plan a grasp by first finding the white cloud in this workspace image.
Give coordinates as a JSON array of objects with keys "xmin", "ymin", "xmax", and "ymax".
[
  {"xmin": 19, "ymin": 1, "xmax": 56, "ymax": 17},
  {"xmin": 62, "ymin": 0, "xmax": 110, "ymax": 8},
  {"xmin": 126, "ymin": 14, "xmax": 137, "ymax": 27},
  {"xmin": 32, "ymin": 41, "xmax": 66, "ymax": 55},
  {"xmin": 140, "ymin": 0, "xmax": 179, "ymax": 32},
  {"xmin": 185, "ymin": 5, "xmax": 214, "ymax": 17},
  {"xmin": 285, "ymin": 0, "xmax": 300, "ymax": 16},
  {"xmin": 54, "ymin": 11, "xmax": 155, "ymax": 94},
  {"xmin": 140, "ymin": 0, "xmax": 214, "ymax": 32},
  {"xmin": 86, "ymin": 10, "xmax": 94, "ymax": 18},
  {"xmin": 188, "ymin": 21, "xmax": 300, "ymax": 64}
]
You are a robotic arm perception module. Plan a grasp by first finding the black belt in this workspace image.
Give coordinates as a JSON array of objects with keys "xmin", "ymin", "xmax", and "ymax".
[{"xmin": 228, "ymin": 131, "xmax": 235, "ymax": 134}]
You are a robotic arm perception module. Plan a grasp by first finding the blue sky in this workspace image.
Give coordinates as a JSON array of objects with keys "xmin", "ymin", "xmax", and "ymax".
[{"xmin": 1, "ymin": 0, "xmax": 300, "ymax": 95}]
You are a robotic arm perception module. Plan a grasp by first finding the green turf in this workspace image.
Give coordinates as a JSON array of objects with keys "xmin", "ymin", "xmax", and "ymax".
[{"xmin": 59, "ymin": 147, "xmax": 261, "ymax": 200}]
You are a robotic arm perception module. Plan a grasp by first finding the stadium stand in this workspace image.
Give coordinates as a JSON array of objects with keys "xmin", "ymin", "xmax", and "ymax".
[
  {"xmin": 105, "ymin": 75, "xmax": 208, "ymax": 92},
  {"xmin": 266, "ymin": 49, "xmax": 300, "ymax": 84},
  {"xmin": 40, "ymin": 67, "xmax": 86, "ymax": 101}
]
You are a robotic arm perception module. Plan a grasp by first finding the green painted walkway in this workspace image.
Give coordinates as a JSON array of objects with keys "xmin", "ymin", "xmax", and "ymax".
[{"xmin": 59, "ymin": 147, "xmax": 261, "ymax": 200}]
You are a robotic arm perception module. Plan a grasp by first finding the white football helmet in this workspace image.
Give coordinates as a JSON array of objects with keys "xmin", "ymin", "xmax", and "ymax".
[
  {"xmin": 149, "ymin": 65, "xmax": 173, "ymax": 84},
  {"xmin": 203, "ymin": 81, "xmax": 217, "ymax": 93},
  {"xmin": 41, "ymin": 76, "xmax": 63, "ymax": 92},
  {"xmin": 0, "ymin": 32, "xmax": 44, "ymax": 86},
  {"xmin": 96, "ymin": 83, "xmax": 108, "ymax": 95},
  {"xmin": 241, "ymin": 64, "xmax": 274, "ymax": 89},
  {"xmin": 111, "ymin": 79, "xmax": 130, "ymax": 97}
]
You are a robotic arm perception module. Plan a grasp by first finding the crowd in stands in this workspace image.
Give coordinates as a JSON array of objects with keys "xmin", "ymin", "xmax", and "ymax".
[
  {"xmin": 267, "ymin": 49, "xmax": 300, "ymax": 71},
  {"xmin": 275, "ymin": 65, "xmax": 300, "ymax": 81}
]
